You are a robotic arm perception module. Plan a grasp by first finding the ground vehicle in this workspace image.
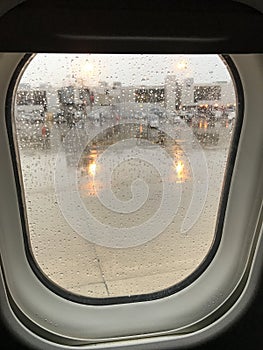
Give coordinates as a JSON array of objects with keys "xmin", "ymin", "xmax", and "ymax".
[
  {"xmin": 149, "ymin": 107, "xmax": 164, "ymax": 118},
  {"xmin": 148, "ymin": 113, "xmax": 159, "ymax": 128},
  {"xmin": 228, "ymin": 111, "xmax": 235, "ymax": 121},
  {"xmin": 168, "ymin": 112, "xmax": 182, "ymax": 125},
  {"xmin": 192, "ymin": 117, "xmax": 220, "ymax": 146},
  {"xmin": 0, "ymin": 1, "xmax": 263, "ymax": 350},
  {"xmin": 134, "ymin": 111, "xmax": 147, "ymax": 121}
]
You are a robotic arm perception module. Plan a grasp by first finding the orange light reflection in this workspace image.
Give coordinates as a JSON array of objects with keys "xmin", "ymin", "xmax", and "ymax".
[
  {"xmin": 175, "ymin": 161, "xmax": 184, "ymax": 180},
  {"xmin": 88, "ymin": 162, "xmax": 96, "ymax": 177}
]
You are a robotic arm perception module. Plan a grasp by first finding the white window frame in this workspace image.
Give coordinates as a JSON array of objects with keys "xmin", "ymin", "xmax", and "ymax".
[{"xmin": 0, "ymin": 53, "xmax": 262, "ymax": 349}]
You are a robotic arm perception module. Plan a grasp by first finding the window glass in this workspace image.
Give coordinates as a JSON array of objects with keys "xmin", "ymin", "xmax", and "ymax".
[{"xmin": 14, "ymin": 54, "xmax": 237, "ymax": 299}]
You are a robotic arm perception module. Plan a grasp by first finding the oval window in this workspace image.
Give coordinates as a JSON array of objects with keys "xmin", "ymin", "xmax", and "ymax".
[{"xmin": 13, "ymin": 54, "xmax": 237, "ymax": 301}]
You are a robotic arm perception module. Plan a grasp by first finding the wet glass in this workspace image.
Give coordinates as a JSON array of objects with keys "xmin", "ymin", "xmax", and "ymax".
[{"xmin": 14, "ymin": 54, "xmax": 237, "ymax": 299}]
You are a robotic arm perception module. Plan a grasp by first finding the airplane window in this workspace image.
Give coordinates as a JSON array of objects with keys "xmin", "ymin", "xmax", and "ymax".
[{"xmin": 13, "ymin": 54, "xmax": 237, "ymax": 301}]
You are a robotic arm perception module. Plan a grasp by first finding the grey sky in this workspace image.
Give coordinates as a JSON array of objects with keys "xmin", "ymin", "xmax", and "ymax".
[{"xmin": 20, "ymin": 54, "xmax": 232, "ymax": 88}]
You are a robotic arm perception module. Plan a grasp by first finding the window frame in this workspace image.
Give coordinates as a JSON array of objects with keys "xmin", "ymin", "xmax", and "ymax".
[
  {"xmin": 0, "ymin": 52, "xmax": 261, "ymax": 348},
  {"xmin": 6, "ymin": 53, "xmax": 244, "ymax": 306}
]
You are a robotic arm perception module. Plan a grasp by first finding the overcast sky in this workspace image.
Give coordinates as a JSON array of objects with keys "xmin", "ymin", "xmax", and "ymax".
[{"xmin": 20, "ymin": 54, "xmax": 232, "ymax": 88}]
